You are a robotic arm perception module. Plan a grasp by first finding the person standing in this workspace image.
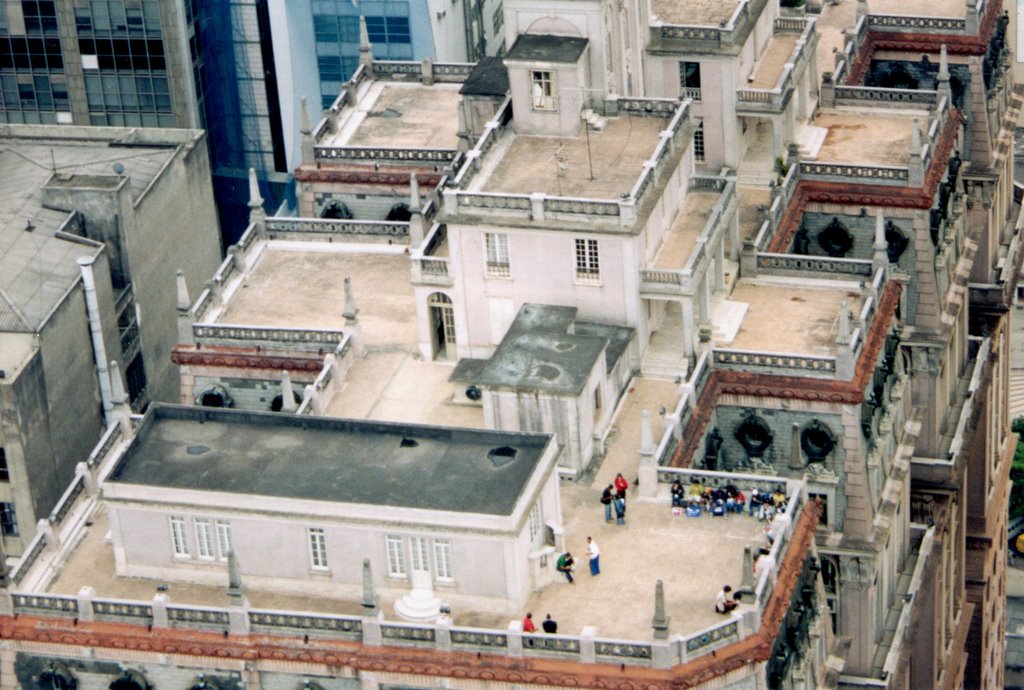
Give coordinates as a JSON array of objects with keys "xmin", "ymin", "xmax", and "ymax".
[
  {"xmin": 522, "ymin": 612, "xmax": 537, "ymax": 633},
  {"xmin": 587, "ymin": 536, "xmax": 600, "ymax": 575},
  {"xmin": 600, "ymin": 485, "xmax": 615, "ymax": 522},
  {"xmin": 542, "ymin": 614, "xmax": 558, "ymax": 633},
  {"xmin": 614, "ymin": 493, "xmax": 627, "ymax": 525},
  {"xmin": 614, "ymin": 473, "xmax": 629, "ymax": 498}
]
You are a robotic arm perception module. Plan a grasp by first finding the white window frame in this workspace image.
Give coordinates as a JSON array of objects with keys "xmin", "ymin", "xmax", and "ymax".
[
  {"xmin": 693, "ymin": 120, "xmax": 705, "ymax": 163},
  {"xmin": 216, "ymin": 520, "xmax": 233, "ymax": 561},
  {"xmin": 386, "ymin": 535, "xmax": 407, "ymax": 578},
  {"xmin": 530, "ymin": 70, "xmax": 556, "ymax": 111},
  {"xmin": 528, "ymin": 503, "xmax": 543, "ymax": 546},
  {"xmin": 434, "ymin": 539, "xmax": 454, "ymax": 582},
  {"xmin": 170, "ymin": 516, "xmax": 190, "ymax": 557},
  {"xmin": 410, "ymin": 536, "xmax": 431, "ymax": 574},
  {"xmin": 485, "ymin": 232, "xmax": 511, "ymax": 277},
  {"xmin": 307, "ymin": 527, "xmax": 329, "ymax": 571},
  {"xmin": 574, "ymin": 238, "xmax": 601, "ymax": 284},
  {"xmin": 194, "ymin": 518, "xmax": 214, "ymax": 560}
]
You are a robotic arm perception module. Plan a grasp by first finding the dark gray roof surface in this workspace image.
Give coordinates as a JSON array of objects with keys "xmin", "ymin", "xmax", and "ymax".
[
  {"xmin": 460, "ymin": 57, "xmax": 510, "ymax": 97},
  {"xmin": 506, "ymin": 34, "xmax": 589, "ymax": 63},
  {"xmin": 451, "ymin": 304, "xmax": 607, "ymax": 395},
  {"xmin": 108, "ymin": 405, "xmax": 552, "ymax": 516},
  {"xmin": 575, "ymin": 322, "xmax": 634, "ymax": 373}
]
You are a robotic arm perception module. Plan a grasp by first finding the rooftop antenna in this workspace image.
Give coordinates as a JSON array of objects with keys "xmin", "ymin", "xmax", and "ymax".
[{"xmin": 552, "ymin": 145, "xmax": 568, "ymax": 196}]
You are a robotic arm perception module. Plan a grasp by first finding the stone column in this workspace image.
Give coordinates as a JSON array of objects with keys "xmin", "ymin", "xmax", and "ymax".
[
  {"xmin": 638, "ymin": 410, "xmax": 658, "ymax": 499},
  {"xmin": 176, "ymin": 269, "xmax": 194, "ymax": 346},
  {"xmin": 714, "ymin": 239, "xmax": 726, "ymax": 292},
  {"xmin": 680, "ymin": 299, "xmax": 695, "ymax": 358}
]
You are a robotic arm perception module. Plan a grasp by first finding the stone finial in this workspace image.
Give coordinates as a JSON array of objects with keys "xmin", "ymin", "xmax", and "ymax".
[
  {"xmin": 910, "ymin": 118, "xmax": 921, "ymax": 154},
  {"xmin": 343, "ymin": 276, "xmax": 359, "ymax": 322},
  {"xmin": 109, "ymin": 360, "xmax": 128, "ymax": 408},
  {"xmin": 874, "ymin": 211, "xmax": 886, "ymax": 251},
  {"xmin": 280, "ymin": 372, "xmax": 298, "ymax": 413},
  {"xmin": 938, "ymin": 45, "xmax": 950, "ymax": 82},
  {"xmin": 358, "ymin": 16, "xmax": 373, "ymax": 66},
  {"xmin": 741, "ymin": 545, "xmax": 755, "ymax": 589},
  {"xmin": 176, "ymin": 270, "xmax": 190, "ymax": 312},
  {"xmin": 300, "ymin": 97, "xmax": 315, "ymax": 164},
  {"xmin": 247, "ymin": 168, "xmax": 266, "ymax": 231},
  {"xmin": 362, "ymin": 558, "xmax": 379, "ymax": 614},
  {"xmin": 873, "ymin": 212, "xmax": 889, "ymax": 275},
  {"xmin": 652, "ymin": 580, "xmax": 670, "ymax": 639},
  {"xmin": 837, "ymin": 301, "xmax": 851, "ymax": 345},
  {"xmin": 227, "ymin": 550, "xmax": 244, "ymax": 599},
  {"xmin": 409, "ymin": 172, "xmax": 421, "ymax": 212},
  {"xmin": 640, "ymin": 410, "xmax": 654, "ymax": 457},
  {"xmin": 789, "ymin": 423, "xmax": 803, "ymax": 470}
]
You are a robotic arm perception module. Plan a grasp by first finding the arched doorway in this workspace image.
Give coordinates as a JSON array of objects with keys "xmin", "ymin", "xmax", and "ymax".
[
  {"xmin": 386, "ymin": 203, "xmax": 412, "ymax": 221},
  {"xmin": 428, "ymin": 292, "xmax": 456, "ymax": 360}
]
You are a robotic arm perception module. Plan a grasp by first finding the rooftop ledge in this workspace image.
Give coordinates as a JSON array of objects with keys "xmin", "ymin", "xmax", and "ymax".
[{"xmin": 441, "ymin": 96, "xmax": 693, "ymax": 231}]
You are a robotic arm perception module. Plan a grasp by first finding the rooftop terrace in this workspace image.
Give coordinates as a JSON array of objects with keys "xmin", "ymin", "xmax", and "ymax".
[
  {"xmin": 652, "ymin": 191, "xmax": 721, "ymax": 270},
  {"xmin": 812, "ymin": 109, "xmax": 921, "ymax": 166},
  {"xmin": 869, "ymin": 0, "xmax": 965, "ymax": 17},
  {"xmin": 650, "ymin": 0, "xmax": 742, "ymax": 26},
  {"xmin": 478, "ymin": 116, "xmax": 665, "ymax": 198},
  {"xmin": 213, "ymin": 245, "xmax": 416, "ymax": 348},
  {"xmin": 727, "ymin": 280, "xmax": 860, "ymax": 355},
  {"xmin": 748, "ymin": 33, "xmax": 800, "ymax": 89},
  {"xmin": 319, "ymin": 82, "xmax": 463, "ymax": 150}
]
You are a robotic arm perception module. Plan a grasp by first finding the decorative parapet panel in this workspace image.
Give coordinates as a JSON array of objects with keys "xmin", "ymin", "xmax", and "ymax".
[
  {"xmin": 93, "ymin": 599, "xmax": 154, "ymax": 625},
  {"xmin": 756, "ymin": 253, "xmax": 874, "ymax": 277},
  {"xmin": 712, "ymin": 349, "xmax": 838, "ymax": 375},
  {"xmin": 651, "ymin": 0, "xmax": 768, "ymax": 49},
  {"xmin": 49, "ymin": 474, "xmax": 85, "ymax": 527},
  {"xmin": 249, "ymin": 610, "xmax": 363, "ymax": 638},
  {"xmin": 833, "ymin": 86, "xmax": 938, "ymax": 106},
  {"xmin": 867, "ymin": 14, "xmax": 967, "ymax": 33},
  {"xmin": 8, "ymin": 534, "xmax": 46, "ymax": 584},
  {"xmin": 12, "ymin": 593, "xmax": 79, "ymax": 616},
  {"xmin": 314, "ymin": 145, "xmax": 460, "ymax": 165},
  {"xmin": 265, "ymin": 217, "xmax": 410, "ymax": 242},
  {"xmin": 192, "ymin": 324, "xmax": 346, "ymax": 350},
  {"xmin": 799, "ymin": 161, "xmax": 909, "ymax": 184}
]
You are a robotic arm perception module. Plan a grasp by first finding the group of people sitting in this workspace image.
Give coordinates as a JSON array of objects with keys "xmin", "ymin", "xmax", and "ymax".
[{"xmin": 671, "ymin": 479, "xmax": 787, "ymax": 520}]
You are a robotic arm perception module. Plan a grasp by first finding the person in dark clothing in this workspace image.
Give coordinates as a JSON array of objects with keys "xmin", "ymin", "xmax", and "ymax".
[
  {"xmin": 542, "ymin": 614, "xmax": 558, "ymax": 633},
  {"xmin": 601, "ymin": 484, "xmax": 615, "ymax": 522}
]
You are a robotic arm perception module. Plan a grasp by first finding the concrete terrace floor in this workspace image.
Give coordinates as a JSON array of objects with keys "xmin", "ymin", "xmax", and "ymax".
[
  {"xmin": 748, "ymin": 33, "xmax": 800, "ymax": 89},
  {"xmin": 215, "ymin": 246, "xmax": 418, "ymax": 349},
  {"xmin": 45, "ymin": 379, "xmax": 765, "ymax": 640},
  {"xmin": 728, "ymin": 281, "xmax": 861, "ymax": 355},
  {"xmin": 652, "ymin": 192, "xmax": 720, "ymax": 269},
  {"xmin": 651, "ymin": 0, "xmax": 741, "ymax": 26},
  {"xmin": 481, "ymin": 116, "xmax": 665, "ymax": 199},
  {"xmin": 869, "ymin": 0, "xmax": 964, "ymax": 16},
  {"xmin": 814, "ymin": 111, "xmax": 919, "ymax": 166},
  {"xmin": 323, "ymin": 83, "xmax": 463, "ymax": 149}
]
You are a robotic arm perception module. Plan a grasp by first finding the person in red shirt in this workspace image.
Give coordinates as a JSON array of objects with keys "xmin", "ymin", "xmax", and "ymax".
[
  {"xmin": 522, "ymin": 612, "xmax": 537, "ymax": 633},
  {"xmin": 614, "ymin": 473, "xmax": 629, "ymax": 498}
]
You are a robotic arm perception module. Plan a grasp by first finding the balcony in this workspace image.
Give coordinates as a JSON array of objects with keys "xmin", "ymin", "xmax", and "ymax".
[
  {"xmin": 735, "ymin": 18, "xmax": 817, "ymax": 115},
  {"xmin": 411, "ymin": 223, "xmax": 452, "ymax": 286}
]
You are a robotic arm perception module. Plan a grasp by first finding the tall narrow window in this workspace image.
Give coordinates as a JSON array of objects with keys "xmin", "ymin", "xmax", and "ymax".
[
  {"xmin": 528, "ymin": 502, "xmax": 543, "ymax": 546},
  {"xmin": 434, "ymin": 539, "xmax": 454, "ymax": 581},
  {"xmin": 169, "ymin": 516, "xmax": 189, "ymax": 556},
  {"xmin": 679, "ymin": 61, "xmax": 702, "ymax": 101},
  {"xmin": 531, "ymin": 70, "xmax": 555, "ymax": 110},
  {"xmin": 0, "ymin": 503, "xmax": 17, "ymax": 536},
  {"xmin": 574, "ymin": 238, "xmax": 600, "ymax": 284},
  {"xmin": 693, "ymin": 121, "xmax": 705, "ymax": 163},
  {"xmin": 485, "ymin": 233, "xmax": 511, "ymax": 277},
  {"xmin": 386, "ymin": 535, "xmax": 407, "ymax": 577},
  {"xmin": 194, "ymin": 519, "xmax": 214, "ymax": 559},
  {"xmin": 216, "ymin": 520, "xmax": 233, "ymax": 560},
  {"xmin": 308, "ymin": 527, "xmax": 328, "ymax": 570},
  {"xmin": 0, "ymin": 448, "xmax": 8, "ymax": 482},
  {"xmin": 410, "ymin": 536, "xmax": 430, "ymax": 573}
]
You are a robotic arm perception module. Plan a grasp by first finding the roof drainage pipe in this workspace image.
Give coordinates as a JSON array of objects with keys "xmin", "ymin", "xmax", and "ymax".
[{"xmin": 77, "ymin": 255, "xmax": 114, "ymax": 421}]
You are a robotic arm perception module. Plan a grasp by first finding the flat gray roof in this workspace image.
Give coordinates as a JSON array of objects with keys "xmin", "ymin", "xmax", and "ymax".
[
  {"xmin": 506, "ymin": 34, "xmax": 589, "ymax": 63},
  {"xmin": 107, "ymin": 405, "xmax": 553, "ymax": 516}
]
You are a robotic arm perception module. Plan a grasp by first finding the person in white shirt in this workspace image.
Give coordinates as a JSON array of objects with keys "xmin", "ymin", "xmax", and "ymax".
[
  {"xmin": 587, "ymin": 536, "xmax": 600, "ymax": 575},
  {"xmin": 715, "ymin": 585, "xmax": 739, "ymax": 614}
]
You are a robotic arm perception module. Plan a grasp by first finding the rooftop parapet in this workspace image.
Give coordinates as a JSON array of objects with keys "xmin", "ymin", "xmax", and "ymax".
[
  {"xmin": 442, "ymin": 96, "xmax": 692, "ymax": 231},
  {"xmin": 735, "ymin": 17, "xmax": 819, "ymax": 114},
  {"xmin": 649, "ymin": 0, "xmax": 771, "ymax": 53}
]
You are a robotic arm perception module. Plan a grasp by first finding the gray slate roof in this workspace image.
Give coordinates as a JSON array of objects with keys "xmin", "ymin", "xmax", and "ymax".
[
  {"xmin": 107, "ymin": 405, "xmax": 553, "ymax": 517},
  {"xmin": 506, "ymin": 34, "xmax": 589, "ymax": 63}
]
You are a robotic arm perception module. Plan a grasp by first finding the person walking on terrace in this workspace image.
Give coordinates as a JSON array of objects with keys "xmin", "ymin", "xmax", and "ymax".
[
  {"xmin": 601, "ymin": 484, "xmax": 615, "ymax": 522},
  {"xmin": 614, "ymin": 492, "xmax": 627, "ymax": 525},
  {"xmin": 587, "ymin": 536, "xmax": 600, "ymax": 575}
]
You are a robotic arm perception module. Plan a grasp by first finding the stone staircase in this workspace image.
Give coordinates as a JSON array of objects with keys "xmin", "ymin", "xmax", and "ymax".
[
  {"xmin": 737, "ymin": 166, "xmax": 779, "ymax": 188},
  {"xmin": 642, "ymin": 309, "xmax": 689, "ymax": 380},
  {"xmin": 796, "ymin": 123, "xmax": 828, "ymax": 160}
]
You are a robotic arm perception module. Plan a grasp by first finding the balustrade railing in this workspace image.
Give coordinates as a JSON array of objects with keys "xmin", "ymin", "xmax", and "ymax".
[
  {"xmin": 93, "ymin": 599, "xmax": 153, "ymax": 624},
  {"xmin": 13, "ymin": 593, "xmax": 78, "ymax": 616},
  {"xmin": 193, "ymin": 324, "xmax": 346, "ymax": 347},
  {"xmin": 9, "ymin": 533, "xmax": 46, "ymax": 585},
  {"xmin": 49, "ymin": 474, "xmax": 85, "ymax": 527},
  {"xmin": 314, "ymin": 146, "xmax": 459, "ymax": 164},
  {"xmin": 757, "ymin": 253, "xmax": 874, "ymax": 276},
  {"xmin": 867, "ymin": 14, "xmax": 966, "ymax": 32},
  {"xmin": 249, "ymin": 610, "xmax": 363, "ymax": 638},
  {"xmin": 712, "ymin": 348, "xmax": 837, "ymax": 373},
  {"xmin": 266, "ymin": 217, "xmax": 410, "ymax": 240}
]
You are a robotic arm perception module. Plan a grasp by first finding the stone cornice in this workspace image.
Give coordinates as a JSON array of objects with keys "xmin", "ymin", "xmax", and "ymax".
[{"xmin": 171, "ymin": 345, "xmax": 325, "ymax": 372}]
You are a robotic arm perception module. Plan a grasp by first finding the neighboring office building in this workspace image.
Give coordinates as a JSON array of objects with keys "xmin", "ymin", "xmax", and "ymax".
[{"xmin": 0, "ymin": 124, "xmax": 221, "ymax": 557}]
